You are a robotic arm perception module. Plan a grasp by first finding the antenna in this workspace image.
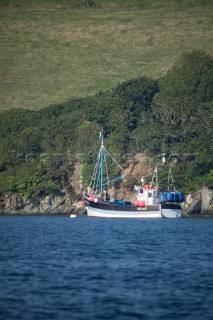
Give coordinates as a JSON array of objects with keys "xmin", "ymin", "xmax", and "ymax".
[
  {"xmin": 100, "ymin": 130, "xmax": 104, "ymax": 147},
  {"xmin": 162, "ymin": 142, "xmax": 166, "ymax": 166}
]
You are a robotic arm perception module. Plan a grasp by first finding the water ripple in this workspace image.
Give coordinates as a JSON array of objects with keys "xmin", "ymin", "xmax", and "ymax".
[{"xmin": 0, "ymin": 216, "xmax": 213, "ymax": 320}]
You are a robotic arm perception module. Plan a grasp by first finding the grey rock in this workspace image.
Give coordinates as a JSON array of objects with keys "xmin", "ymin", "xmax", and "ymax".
[
  {"xmin": 1, "ymin": 191, "xmax": 86, "ymax": 215},
  {"xmin": 183, "ymin": 187, "xmax": 213, "ymax": 215}
]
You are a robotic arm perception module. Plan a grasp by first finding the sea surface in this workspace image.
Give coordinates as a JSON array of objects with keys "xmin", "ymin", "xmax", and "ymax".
[{"xmin": 0, "ymin": 215, "xmax": 212, "ymax": 320}]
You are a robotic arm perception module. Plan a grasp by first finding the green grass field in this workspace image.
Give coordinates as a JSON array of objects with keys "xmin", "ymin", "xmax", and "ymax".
[{"xmin": 0, "ymin": 0, "xmax": 212, "ymax": 110}]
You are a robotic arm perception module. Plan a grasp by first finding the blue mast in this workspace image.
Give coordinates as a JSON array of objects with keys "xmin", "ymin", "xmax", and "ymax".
[{"xmin": 99, "ymin": 131, "xmax": 104, "ymax": 193}]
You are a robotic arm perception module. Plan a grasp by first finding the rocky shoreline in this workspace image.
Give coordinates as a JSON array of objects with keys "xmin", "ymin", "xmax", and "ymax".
[
  {"xmin": 0, "ymin": 190, "xmax": 86, "ymax": 216},
  {"xmin": 1, "ymin": 155, "xmax": 212, "ymax": 217},
  {"xmin": 0, "ymin": 187, "xmax": 212, "ymax": 216}
]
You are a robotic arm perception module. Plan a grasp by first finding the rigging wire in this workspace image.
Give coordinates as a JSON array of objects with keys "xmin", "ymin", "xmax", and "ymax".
[
  {"xmin": 104, "ymin": 148, "xmax": 124, "ymax": 171},
  {"xmin": 89, "ymin": 145, "xmax": 125, "ymax": 193},
  {"xmin": 103, "ymin": 148, "xmax": 109, "ymax": 187}
]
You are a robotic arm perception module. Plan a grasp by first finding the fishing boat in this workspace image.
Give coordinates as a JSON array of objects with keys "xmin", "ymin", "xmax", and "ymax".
[{"xmin": 84, "ymin": 132, "xmax": 184, "ymax": 218}]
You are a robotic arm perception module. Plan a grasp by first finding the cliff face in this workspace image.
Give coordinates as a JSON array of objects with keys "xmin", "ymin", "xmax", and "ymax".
[{"xmin": 1, "ymin": 191, "xmax": 85, "ymax": 215}]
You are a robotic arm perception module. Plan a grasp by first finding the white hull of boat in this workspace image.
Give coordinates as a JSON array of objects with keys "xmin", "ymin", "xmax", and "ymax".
[
  {"xmin": 87, "ymin": 206, "xmax": 162, "ymax": 218},
  {"xmin": 161, "ymin": 208, "xmax": 182, "ymax": 218},
  {"xmin": 87, "ymin": 205, "xmax": 182, "ymax": 219}
]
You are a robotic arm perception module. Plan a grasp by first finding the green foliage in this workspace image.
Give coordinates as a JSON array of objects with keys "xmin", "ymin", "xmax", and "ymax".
[
  {"xmin": 134, "ymin": 51, "xmax": 213, "ymax": 150},
  {"xmin": 81, "ymin": 162, "xmax": 95, "ymax": 187},
  {"xmin": 206, "ymin": 170, "xmax": 213, "ymax": 189},
  {"xmin": 0, "ymin": 161, "xmax": 58, "ymax": 197},
  {"xmin": 0, "ymin": 51, "xmax": 212, "ymax": 197}
]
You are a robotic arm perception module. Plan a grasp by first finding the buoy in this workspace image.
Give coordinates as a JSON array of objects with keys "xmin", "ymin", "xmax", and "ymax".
[
  {"xmin": 88, "ymin": 196, "xmax": 94, "ymax": 202},
  {"xmin": 70, "ymin": 214, "xmax": 77, "ymax": 218},
  {"xmin": 94, "ymin": 198, "xmax": 98, "ymax": 203},
  {"xmin": 138, "ymin": 200, "xmax": 145, "ymax": 207},
  {"xmin": 134, "ymin": 200, "xmax": 139, "ymax": 207}
]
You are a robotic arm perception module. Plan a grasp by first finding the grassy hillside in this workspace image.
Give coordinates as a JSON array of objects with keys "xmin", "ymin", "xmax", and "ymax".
[{"xmin": 0, "ymin": 0, "xmax": 212, "ymax": 110}]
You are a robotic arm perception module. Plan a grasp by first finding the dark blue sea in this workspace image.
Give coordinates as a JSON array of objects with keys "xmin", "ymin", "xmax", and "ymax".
[{"xmin": 0, "ymin": 216, "xmax": 213, "ymax": 320}]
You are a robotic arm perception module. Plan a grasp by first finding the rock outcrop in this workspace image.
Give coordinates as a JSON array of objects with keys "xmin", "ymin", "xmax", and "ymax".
[
  {"xmin": 1, "ymin": 190, "xmax": 86, "ymax": 215},
  {"xmin": 183, "ymin": 187, "xmax": 213, "ymax": 216},
  {"xmin": 0, "ymin": 161, "xmax": 86, "ymax": 215}
]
